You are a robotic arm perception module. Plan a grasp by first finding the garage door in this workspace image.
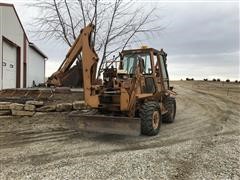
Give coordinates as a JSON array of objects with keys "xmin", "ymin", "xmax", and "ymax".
[{"xmin": 2, "ymin": 41, "xmax": 17, "ymax": 89}]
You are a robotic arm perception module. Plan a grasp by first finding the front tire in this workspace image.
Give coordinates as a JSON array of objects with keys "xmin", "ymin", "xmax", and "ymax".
[
  {"xmin": 139, "ymin": 101, "xmax": 161, "ymax": 136},
  {"xmin": 163, "ymin": 97, "xmax": 176, "ymax": 123}
]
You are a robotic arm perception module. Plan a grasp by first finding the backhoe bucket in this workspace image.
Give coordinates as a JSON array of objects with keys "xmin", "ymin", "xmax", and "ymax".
[{"xmin": 68, "ymin": 112, "xmax": 141, "ymax": 136}]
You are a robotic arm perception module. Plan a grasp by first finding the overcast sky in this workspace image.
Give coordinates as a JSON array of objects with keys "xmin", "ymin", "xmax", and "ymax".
[{"xmin": 2, "ymin": 0, "xmax": 240, "ymax": 80}]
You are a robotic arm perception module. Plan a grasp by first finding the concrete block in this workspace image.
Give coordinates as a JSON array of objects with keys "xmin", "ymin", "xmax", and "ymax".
[
  {"xmin": 73, "ymin": 101, "xmax": 86, "ymax": 110},
  {"xmin": 0, "ymin": 110, "xmax": 11, "ymax": 116},
  {"xmin": 26, "ymin": 100, "xmax": 44, "ymax": 106},
  {"xmin": 36, "ymin": 105, "xmax": 56, "ymax": 112},
  {"xmin": 56, "ymin": 103, "xmax": 72, "ymax": 112},
  {"xmin": 24, "ymin": 104, "xmax": 36, "ymax": 111},
  {"xmin": 0, "ymin": 102, "xmax": 11, "ymax": 110},
  {"xmin": 10, "ymin": 103, "xmax": 24, "ymax": 111},
  {"xmin": 12, "ymin": 110, "xmax": 35, "ymax": 116}
]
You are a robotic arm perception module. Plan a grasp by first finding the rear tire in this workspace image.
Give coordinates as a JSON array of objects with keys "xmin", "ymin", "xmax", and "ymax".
[
  {"xmin": 163, "ymin": 97, "xmax": 176, "ymax": 123},
  {"xmin": 139, "ymin": 101, "xmax": 161, "ymax": 136}
]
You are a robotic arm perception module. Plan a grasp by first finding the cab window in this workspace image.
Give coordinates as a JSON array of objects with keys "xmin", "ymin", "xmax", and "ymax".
[
  {"xmin": 159, "ymin": 55, "xmax": 168, "ymax": 79},
  {"xmin": 123, "ymin": 53, "xmax": 152, "ymax": 74},
  {"xmin": 153, "ymin": 55, "xmax": 160, "ymax": 77}
]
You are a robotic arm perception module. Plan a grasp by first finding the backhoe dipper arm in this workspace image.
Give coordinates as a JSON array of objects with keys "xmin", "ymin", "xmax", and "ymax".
[
  {"xmin": 47, "ymin": 24, "xmax": 97, "ymax": 85},
  {"xmin": 47, "ymin": 24, "xmax": 100, "ymax": 107}
]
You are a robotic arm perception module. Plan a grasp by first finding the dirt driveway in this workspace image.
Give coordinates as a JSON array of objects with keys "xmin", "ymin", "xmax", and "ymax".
[{"xmin": 0, "ymin": 82, "xmax": 239, "ymax": 179}]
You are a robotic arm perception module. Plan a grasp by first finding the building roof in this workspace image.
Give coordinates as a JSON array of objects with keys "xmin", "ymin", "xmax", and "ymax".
[
  {"xmin": 0, "ymin": 3, "xmax": 48, "ymax": 59},
  {"xmin": 0, "ymin": 3, "xmax": 29, "ymax": 42},
  {"xmin": 29, "ymin": 43, "xmax": 48, "ymax": 59}
]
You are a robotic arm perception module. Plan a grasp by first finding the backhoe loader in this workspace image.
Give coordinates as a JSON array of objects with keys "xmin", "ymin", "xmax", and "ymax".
[{"xmin": 49, "ymin": 24, "xmax": 176, "ymax": 136}]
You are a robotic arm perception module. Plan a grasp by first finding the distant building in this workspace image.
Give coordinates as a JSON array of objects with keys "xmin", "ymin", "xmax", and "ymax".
[{"xmin": 0, "ymin": 3, "xmax": 47, "ymax": 89}]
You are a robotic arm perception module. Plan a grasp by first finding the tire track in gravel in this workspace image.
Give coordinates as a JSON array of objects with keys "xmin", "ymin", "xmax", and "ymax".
[
  {"xmin": 0, "ymin": 83, "xmax": 239, "ymax": 179},
  {"xmin": 0, "ymin": 85, "xmax": 238, "ymax": 155},
  {"xmin": 167, "ymin": 84, "xmax": 240, "ymax": 179},
  {"xmin": 0, "ymin": 129, "xmax": 79, "ymax": 149}
]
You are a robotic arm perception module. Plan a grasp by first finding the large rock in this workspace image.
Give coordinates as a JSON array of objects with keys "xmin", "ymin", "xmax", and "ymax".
[
  {"xmin": 56, "ymin": 103, "xmax": 72, "ymax": 112},
  {"xmin": 0, "ymin": 102, "xmax": 11, "ymax": 110},
  {"xmin": 0, "ymin": 110, "xmax": 11, "ymax": 116},
  {"xmin": 55, "ymin": 87, "xmax": 71, "ymax": 93},
  {"xmin": 10, "ymin": 103, "xmax": 24, "ymax": 111},
  {"xmin": 24, "ymin": 104, "xmax": 36, "ymax": 111},
  {"xmin": 34, "ymin": 112, "xmax": 49, "ymax": 116},
  {"xmin": 36, "ymin": 105, "xmax": 56, "ymax": 112},
  {"xmin": 73, "ymin": 101, "xmax": 86, "ymax": 110},
  {"xmin": 12, "ymin": 110, "xmax": 35, "ymax": 116},
  {"xmin": 26, "ymin": 100, "xmax": 44, "ymax": 106}
]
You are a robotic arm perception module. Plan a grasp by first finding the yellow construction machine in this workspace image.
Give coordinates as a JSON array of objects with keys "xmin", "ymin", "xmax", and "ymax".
[{"xmin": 47, "ymin": 24, "xmax": 176, "ymax": 136}]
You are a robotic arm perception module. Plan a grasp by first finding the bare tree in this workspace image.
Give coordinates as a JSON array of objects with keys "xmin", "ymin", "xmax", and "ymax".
[{"xmin": 28, "ymin": 0, "xmax": 163, "ymax": 77}]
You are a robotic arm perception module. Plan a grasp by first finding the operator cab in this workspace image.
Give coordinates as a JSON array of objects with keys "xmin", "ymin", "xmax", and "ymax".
[
  {"xmin": 121, "ymin": 53, "xmax": 152, "ymax": 76},
  {"xmin": 119, "ymin": 48, "xmax": 170, "ymax": 91}
]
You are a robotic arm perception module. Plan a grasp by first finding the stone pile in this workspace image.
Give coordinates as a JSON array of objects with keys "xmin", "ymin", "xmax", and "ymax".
[{"xmin": 0, "ymin": 101, "xmax": 86, "ymax": 117}]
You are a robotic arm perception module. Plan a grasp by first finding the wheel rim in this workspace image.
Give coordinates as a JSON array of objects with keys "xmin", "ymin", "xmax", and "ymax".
[{"xmin": 152, "ymin": 111, "xmax": 160, "ymax": 129}]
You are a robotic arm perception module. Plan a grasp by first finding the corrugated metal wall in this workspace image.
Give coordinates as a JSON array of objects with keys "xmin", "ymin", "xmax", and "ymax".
[
  {"xmin": 27, "ymin": 47, "xmax": 45, "ymax": 87},
  {"xmin": 0, "ymin": 5, "xmax": 46, "ymax": 89},
  {"xmin": 0, "ymin": 5, "xmax": 24, "ymax": 89}
]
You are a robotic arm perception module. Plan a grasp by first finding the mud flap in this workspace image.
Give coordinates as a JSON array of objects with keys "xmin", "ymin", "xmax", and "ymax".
[{"xmin": 68, "ymin": 111, "xmax": 141, "ymax": 136}]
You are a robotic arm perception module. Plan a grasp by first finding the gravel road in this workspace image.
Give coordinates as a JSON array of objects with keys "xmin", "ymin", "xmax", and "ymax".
[{"xmin": 0, "ymin": 82, "xmax": 239, "ymax": 179}]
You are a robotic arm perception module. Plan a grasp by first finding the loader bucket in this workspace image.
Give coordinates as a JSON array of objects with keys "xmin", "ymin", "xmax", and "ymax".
[{"xmin": 68, "ymin": 111, "xmax": 141, "ymax": 136}]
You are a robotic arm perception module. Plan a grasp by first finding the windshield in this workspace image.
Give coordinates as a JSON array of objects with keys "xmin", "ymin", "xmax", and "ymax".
[{"xmin": 122, "ymin": 53, "xmax": 151, "ymax": 74}]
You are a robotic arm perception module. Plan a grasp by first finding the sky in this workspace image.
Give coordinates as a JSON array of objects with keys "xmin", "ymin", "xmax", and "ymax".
[{"xmin": 1, "ymin": 0, "xmax": 240, "ymax": 80}]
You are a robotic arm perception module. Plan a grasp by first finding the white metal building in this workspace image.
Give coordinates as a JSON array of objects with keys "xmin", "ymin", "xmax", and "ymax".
[{"xmin": 0, "ymin": 3, "xmax": 47, "ymax": 89}]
